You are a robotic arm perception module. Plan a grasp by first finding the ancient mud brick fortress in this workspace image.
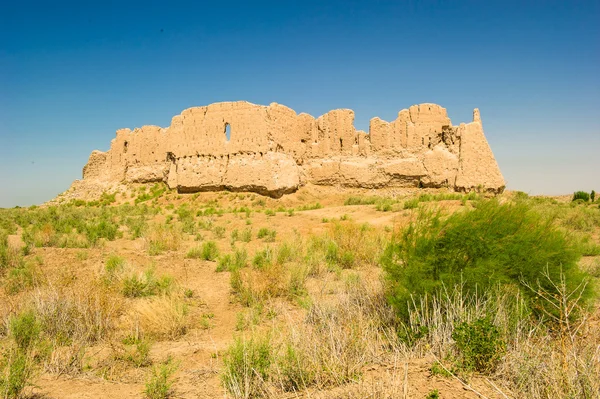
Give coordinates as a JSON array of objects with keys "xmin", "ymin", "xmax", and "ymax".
[{"xmin": 81, "ymin": 101, "xmax": 505, "ymax": 197}]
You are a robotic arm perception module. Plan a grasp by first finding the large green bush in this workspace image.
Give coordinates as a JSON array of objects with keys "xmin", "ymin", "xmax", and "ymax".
[
  {"xmin": 572, "ymin": 191, "xmax": 590, "ymax": 202},
  {"xmin": 381, "ymin": 200, "xmax": 593, "ymax": 322}
]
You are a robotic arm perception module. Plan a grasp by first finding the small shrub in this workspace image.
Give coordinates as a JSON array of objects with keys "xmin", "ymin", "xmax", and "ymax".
[
  {"xmin": 240, "ymin": 228, "xmax": 252, "ymax": 243},
  {"xmin": 430, "ymin": 362, "xmax": 452, "ymax": 378},
  {"xmin": 276, "ymin": 242, "xmax": 296, "ymax": 265},
  {"xmin": 222, "ymin": 335, "xmax": 272, "ymax": 398},
  {"xmin": 426, "ymin": 390, "xmax": 440, "ymax": 399},
  {"xmin": 252, "ymin": 248, "xmax": 274, "ymax": 269},
  {"xmin": 122, "ymin": 269, "xmax": 173, "ymax": 298},
  {"xmin": 451, "ymin": 316, "xmax": 505, "ymax": 373},
  {"xmin": 213, "ymin": 226, "xmax": 226, "ymax": 239},
  {"xmin": 287, "ymin": 264, "xmax": 308, "ymax": 298},
  {"xmin": 375, "ymin": 198, "xmax": 396, "ymax": 212},
  {"xmin": 403, "ymin": 198, "xmax": 419, "ymax": 209},
  {"xmin": 144, "ymin": 360, "xmax": 178, "ymax": 399},
  {"xmin": 9, "ymin": 310, "xmax": 40, "ymax": 351},
  {"xmin": 216, "ymin": 248, "xmax": 248, "ymax": 272},
  {"xmin": 201, "ymin": 241, "xmax": 219, "ymax": 261},
  {"xmin": 230, "ymin": 229, "xmax": 239, "ymax": 244},
  {"xmin": 105, "ymin": 254, "xmax": 125, "ymax": 274},
  {"xmin": 125, "ymin": 216, "xmax": 147, "ymax": 238},
  {"xmin": 185, "ymin": 246, "xmax": 203, "ymax": 259},
  {"xmin": 117, "ymin": 337, "xmax": 152, "ymax": 368},
  {"xmin": 198, "ymin": 217, "xmax": 213, "ymax": 231},
  {"xmin": 257, "ymin": 228, "xmax": 276, "ymax": 242},
  {"xmin": 265, "ymin": 209, "xmax": 276, "ymax": 216},
  {"xmin": 298, "ymin": 202, "xmax": 323, "ymax": 211},
  {"xmin": 5, "ymin": 262, "xmax": 42, "ymax": 294},
  {"xmin": 344, "ymin": 196, "xmax": 377, "ymax": 205},
  {"xmin": 591, "ymin": 190, "xmax": 596, "ymax": 202},
  {"xmin": 0, "ymin": 349, "xmax": 35, "ymax": 399},
  {"xmin": 277, "ymin": 343, "xmax": 315, "ymax": 391}
]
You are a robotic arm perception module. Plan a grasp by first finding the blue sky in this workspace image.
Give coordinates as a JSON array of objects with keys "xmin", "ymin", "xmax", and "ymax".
[{"xmin": 1, "ymin": 0, "xmax": 598, "ymax": 207}]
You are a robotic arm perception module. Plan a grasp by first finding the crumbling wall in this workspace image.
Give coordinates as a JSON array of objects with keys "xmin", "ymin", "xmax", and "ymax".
[{"xmin": 80, "ymin": 101, "xmax": 504, "ymax": 197}]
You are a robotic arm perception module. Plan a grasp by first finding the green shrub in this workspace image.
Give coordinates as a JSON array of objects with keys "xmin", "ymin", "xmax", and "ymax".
[
  {"xmin": 222, "ymin": 335, "xmax": 272, "ymax": 398},
  {"xmin": 257, "ymin": 228, "xmax": 276, "ymax": 242},
  {"xmin": 252, "ymin": 248, "xmax": 274, "ymax": 269},
  {"xmin": 591, "ymin": 190, "xmax": 596, "ymax": 203},
  {"xmin": 185, "ymin": 246, "xmax": 203, "ymax": 259},
  {"xmin": 240, "ymin": 228, "xmax": 252, "ymax": 243},
  {"xmin": 403, "ymin": 198, "xmax": 419, "ymax": 209},
  {"xmin": 144, "ymin": 360, "xmax": 178, "ymax": 399},
  {"xmin": 382, "ymin": 200, "xmax": 592, "ymax": 322},
  {"xmin": 105, "ymin": 254, "xmax": 125, "ymax": 274},
  {"xmin": 85, "ymin": 218, "xmax": 119, "ymax": 244},
  {"xmin": 573, "ymin": 191, "xmax": 590, "ymax": 202},
  {"xmin": 430, "ymin": 362, "xmax": 452, "ymax": 378},
  {"xmin": 452, "ymin": 317, "xmax": 505, "ymax": 373},
  {"xmin": 426, "ymin": 389, "xmax": 440, "ymax": 399},
  {"xmin": 230, "ymin": 229, "xmax": 239, "ymax": 243},
  {"xmin": 344, "ymin": 196, "xmax": 377, "ymax": 205},
  {"xmin": 9, "ymin": 310, "xmax": 40, "ymax": 351},
  {"xmin": 118, "ymin": 337, "xmax": 152, "ymax": 368},
  {"xmin": 297, "ymin": 202, "xmax": 323, "ymax": 211},
  {"xmin": 276, "ymin": 242, "xmax": 296, "ymax": 265},
  {"xmin": 125, "ymin": 216, "xmax": 147, "ymax": 239},
  {"xmin": 375, "ymin": 198, "xmax": 396, "ymax": 212},
  {"xmin": 122, "ymin": 269, "xmax": 173, "ymax": 298},
  {"xmin": 201, "ymin": 241, "xmax": 219, "ymax": 261},
  {"xmin": 135, "ymin": 183, "xmax": 166, "ymax": 204},
  {"xmin": 5, "ymin": 263, "xmax": 41, "ymax": 295},
  {"xmin": 216, "ymin": 248, "xmax": 248, "ymax": 272},
  {"xmin": 277, "ymin": 343, "xmax": 315, "ymax": 391},
  {"xmin": 0, "ymin": 349, "xmax": 34, "ymax": 399}
]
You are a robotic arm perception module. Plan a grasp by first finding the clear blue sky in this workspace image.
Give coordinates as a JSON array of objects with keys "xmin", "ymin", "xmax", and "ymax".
[{"xmin": 1, "ymin": 0, "xmax": 598, "ymax": 207}]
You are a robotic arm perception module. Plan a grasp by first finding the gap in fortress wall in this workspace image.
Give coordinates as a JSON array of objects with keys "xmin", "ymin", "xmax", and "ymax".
[{"xmin": 79, "ymin": 101, "xmax": 505, "ymax": 198}]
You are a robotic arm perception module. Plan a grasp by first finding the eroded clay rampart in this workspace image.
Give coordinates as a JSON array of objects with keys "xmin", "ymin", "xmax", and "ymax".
[{"xmin": 81, "ymin": 101, "xmax": 505, "ymax": 197}]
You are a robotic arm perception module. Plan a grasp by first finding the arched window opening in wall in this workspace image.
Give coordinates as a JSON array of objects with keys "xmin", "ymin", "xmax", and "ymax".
[
  {"xmin": 124, "ymin": 141, "xmax": 128, "ymax": 153},
  {"xmin": 225, "ymin": 123, "xmax": 231, "ymax": 142}
]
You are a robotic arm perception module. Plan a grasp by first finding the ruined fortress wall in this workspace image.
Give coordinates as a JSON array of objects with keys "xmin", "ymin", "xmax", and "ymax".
[{"xmin": 81, "ymin": 101, "xmax": 505, "ymax": 197}]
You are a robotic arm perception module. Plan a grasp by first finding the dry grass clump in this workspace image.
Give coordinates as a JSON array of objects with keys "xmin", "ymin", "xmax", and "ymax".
[
  {"xmin": 11, "ymin": 282, "xmax": 125, "ymax": 375},
  {"xmin": 230, "ymin": 262, "xmax": 309, "ymax": 306},
  {"xmin": 222, "ymin": 276, "xmax": 395, "ymax": 398},
  {"xmin": 144, "ymin": 223, "xmax": 182, "ymax": 255},
  {"xmin": 32, "ymin": 284, "xmax": 123, "ymax": 346},
  {"xmin": 395, "ymin": 276, "xmax": 600, "ymax": 398},
  {"xmin": 124, "ymin": 296, "xmax": 190, "ymax": 341}
]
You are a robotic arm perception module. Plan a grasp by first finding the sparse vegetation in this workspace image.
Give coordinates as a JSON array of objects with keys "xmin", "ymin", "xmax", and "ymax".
[{"xmin": 1, "ymin": 186, "xmax": 598, "ymax": 398}]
